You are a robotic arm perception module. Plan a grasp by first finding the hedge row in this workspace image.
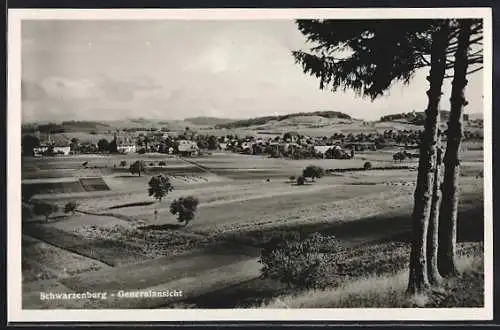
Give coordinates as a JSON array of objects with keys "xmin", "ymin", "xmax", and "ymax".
[{"xmin": 325, "ymin": 166, "xmax": 412, "ymax": 173}]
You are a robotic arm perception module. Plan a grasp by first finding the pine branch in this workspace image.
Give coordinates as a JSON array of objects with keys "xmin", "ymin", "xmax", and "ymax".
[{"xmin": 444, "ymin": 65, "xmax": 483, "ymax": 78}]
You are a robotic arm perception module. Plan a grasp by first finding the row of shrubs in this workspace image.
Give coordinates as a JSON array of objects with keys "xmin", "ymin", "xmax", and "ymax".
[
  {"xmin": 25, "ymin": 200, "xmax": 79, "ymax": 223},
  {"xmin": 116, "ymin": 160, "xmax": 168, "ymax": 168},
  {"xmin": 325, "ymin": 163, "xmax": 413, "ymax": 173},
  {"xmin": 289, "ymin": 162, "xmax": 377, "ymax": 185},
  {"xmin": 25, "ymin": 195, "xmax": 200, "ymax": 227},
  {"xmin": 82, "ymin": 160, "xmax": 169, "ymax": 169}
]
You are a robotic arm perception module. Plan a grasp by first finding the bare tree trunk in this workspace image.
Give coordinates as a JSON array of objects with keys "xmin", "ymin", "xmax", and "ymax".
[
  {"xmin": 427, "ymin": 138, "xmax": 444, "ymax": 286},
  {"xmin": 407, "ymin": 22, "xmax": 450, "ymax": 295},
  {"xmin": 438, "ymin": 19, "xmax": 473, "ymax": 277}
]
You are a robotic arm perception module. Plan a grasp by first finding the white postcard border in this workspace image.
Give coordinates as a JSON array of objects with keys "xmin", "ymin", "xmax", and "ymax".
[{"xmin": 7, "ymin": 7, "xmax": 494, "ymax": 322}]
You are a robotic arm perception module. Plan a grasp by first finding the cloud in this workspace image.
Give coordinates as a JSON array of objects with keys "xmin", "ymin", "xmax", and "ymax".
[
  {"xmin": 21, "ymin": 81, "xmax": 49, "ymax": 100},
  {"xmin": 22, "ymin": 76, "xmax": 164, "ymax": 103}
]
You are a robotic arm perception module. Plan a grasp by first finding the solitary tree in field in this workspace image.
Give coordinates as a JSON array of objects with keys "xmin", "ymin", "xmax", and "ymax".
[
  {"xmin": 296, "ymin": 176, "xmax": 305, "ymax": 185},
  {"xmin": 148, "ymin": 175, "xmax": 173, "ymax": 202},
  {"xmin": 33, "ymin": 202, "xmax": 59, "ymax": 223},
  {"xmin": 302, "ymin": 165, "xmax": 325, "ymax": 182},
  {"xmin": 170, "ymin": 196, "xmax": 199, "ymax": 227},
  {"xmin": 129, "ymin": 160, "xmax": 145, "ymax": 177},
  {"xmin": 64, "ymin": 201, "xmax": 79, "ymax": 215}
]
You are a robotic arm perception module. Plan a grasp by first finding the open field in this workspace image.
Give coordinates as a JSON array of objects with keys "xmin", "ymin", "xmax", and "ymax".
[{"xmin": 21, "ymin": 145, "xmax": 485, "ymax": 309}]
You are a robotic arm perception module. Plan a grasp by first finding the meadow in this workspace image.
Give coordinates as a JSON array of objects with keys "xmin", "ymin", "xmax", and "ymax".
[{"xmin": 21, "ymin": 143, "xmax": 484, "ymax": 309}]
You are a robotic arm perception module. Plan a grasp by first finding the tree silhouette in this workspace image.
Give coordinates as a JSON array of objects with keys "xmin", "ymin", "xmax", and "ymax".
[
  {"xmin": 170, "ymin": 196, "xmax": 199, "ymax": 227},
  {"xmin": 33, "ymin": 202, "xmax": 59, "ymax": 223},
  {"xmin": 64, "ymin": 201, "xmax": 79, "ymax": 215},
  {"xmin": 302, "ymin": 165, "xmax": 325, "ymax": 182},
  {"xmin": 293, "ymin": 18, "xmax": 483, "ymax": 294},
  {"xmin": 438, "ymin": 19, "xmax": 482, "ymax": 277},
  {"xmin": 148, "ymin": 175, "xmax": 173, "ymax": 202},
  {"xmin": 22, "ymin": 135, "xmax": 40, "ymax": 156},
  {"xmin": 97, "ymin": 139, "xmax": 110, "ymax": 153},
  {"xmin": 293, "ymin": 19, "xmax": 449, "ymax": 294},
  {"xmin": 129, "ymin": 160, "xmax": 145, "ymax": 176}
]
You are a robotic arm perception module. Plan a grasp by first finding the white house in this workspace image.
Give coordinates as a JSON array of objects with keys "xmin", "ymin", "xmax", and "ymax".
[
  {"xmin": 117, "ymin": 136, "xmax": 137, "ymax": 154},
  {"xmin": 178, "ymin": 140, "xmax": 199, "ymax": 156},
  {"xmin": 33, "ymin": 145, "xmax": 49, "ymax": 156},
  {"xmin": 117, "ymin": 145, "xmax": 137, "ymax": 154},
  {"xmin": 49, "ymin": 135, "xmax": 71, "ymax": 155},
  {"xmin": 314, "ymin": 145, "xmax": 340, "ymax": 155},
  {"xmin": 53, "ymin": 146, "xmax": 71, "ymax": 155}
]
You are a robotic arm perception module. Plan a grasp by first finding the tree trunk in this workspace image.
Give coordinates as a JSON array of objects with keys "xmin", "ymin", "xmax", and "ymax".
[
  {"xmin": 438, "ymin": 19, "xmax": 473, "ymax": 277},
  {"xmin": 427, "ymin": 139, "xmax": 444, "ymax": 286},
  {"xmin": 407, "ymin": 22, "xmax": 450, "ymax": 295}
]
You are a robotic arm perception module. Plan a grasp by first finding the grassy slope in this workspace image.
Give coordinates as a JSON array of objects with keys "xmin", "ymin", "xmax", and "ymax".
[
  {"xmin": 260, "ymin": 243, "xmax": 483, "ymax": 308},
  {"xmin": 21, "ymin": 147, "xmax": 484, "ymax": 309}
]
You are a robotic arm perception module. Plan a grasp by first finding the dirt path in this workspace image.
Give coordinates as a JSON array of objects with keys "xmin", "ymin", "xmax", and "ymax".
[{"xmin": 177, "ymin": 156, "xmax": 214, "ymax": 174}]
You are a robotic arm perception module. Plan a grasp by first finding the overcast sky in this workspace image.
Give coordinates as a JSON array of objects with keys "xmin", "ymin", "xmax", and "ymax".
[{"xmin": 21, "ymin": 20, "xmax": 484, "ymax": 123}]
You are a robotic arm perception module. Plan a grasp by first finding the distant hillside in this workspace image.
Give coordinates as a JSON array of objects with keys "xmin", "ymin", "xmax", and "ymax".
[
  {"xmin": 215, "ymin": 111, "xmax": 352, "ymax": 129},
  {"xmin": 21, "ymin": 121, "xmax": 111, "ymax": 134},
  {"xmin": 380, "ymin": 110, "xmax": 482, "ymax": 127},
  {"xmin": 184, "ymin": 117, "xmax": 236, "ymax": 126},
  {"xmin": 379, "ymin": 110, "xmax": 456, "ymax": 126}
]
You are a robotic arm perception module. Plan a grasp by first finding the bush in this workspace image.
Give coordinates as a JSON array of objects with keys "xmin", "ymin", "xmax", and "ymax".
[
  {"xmin": 296, "ymin": 176, "xmax": 305, "ymax": 185},
  {"xmin": 393, "ymin": 152, "xmax": 406, "ymax": 162},
  {"xmin": 64, "ymin": 201, "xmax": 78, "ymax": 214},
  {"xmin": 33, "ymin": 202, "xmax": 59, "ymax": 223},
  {"xmin": 119, "ymin": 160, "xmax": 127, "ymax": 167},
  {"xmin": 129, "ymin": 160, "xmax": 145, "ymax": 176},
  {"xmin": 149, "ymin": 162, "xmax": 155, "ymax": 166},
  {"xmin": 302, "ymin": 165, "xmax": 325, "ymax": 181},
  {"xmin": 363, "ymin": 161, "xmax": 373, "ymax": 170},
  {"xmin": 170, "ymin": 196, "xmax": 199, "ymax": 226},
  {"xmin": 259, "ymin": 232, "xmax": 340, "ymax": 289},
  {"xmin": 138, "ymin": 148, "xmax": 146, "ymax": 155},
  {"xmin": 159, "ymin": 161, "xmax": 167, "ymax": 166}
]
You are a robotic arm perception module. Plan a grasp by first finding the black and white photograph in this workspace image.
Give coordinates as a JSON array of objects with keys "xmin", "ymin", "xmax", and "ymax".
[{"xmin": 7, "ymin": 8, "xmax": 493, "ymax": 322}]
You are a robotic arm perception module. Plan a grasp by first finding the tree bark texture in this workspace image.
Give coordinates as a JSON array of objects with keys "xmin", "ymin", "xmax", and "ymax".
[
  {"xmin": 407, "ymin": 22, "xmax": 450, "ymax": 295},
  {"xmin": 427, "ymin": 138, "xmax": 444, "ymax": 286},
  {"xmin": 438, "ymin": 19, "xmax": 473, "ymax": 277}
]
